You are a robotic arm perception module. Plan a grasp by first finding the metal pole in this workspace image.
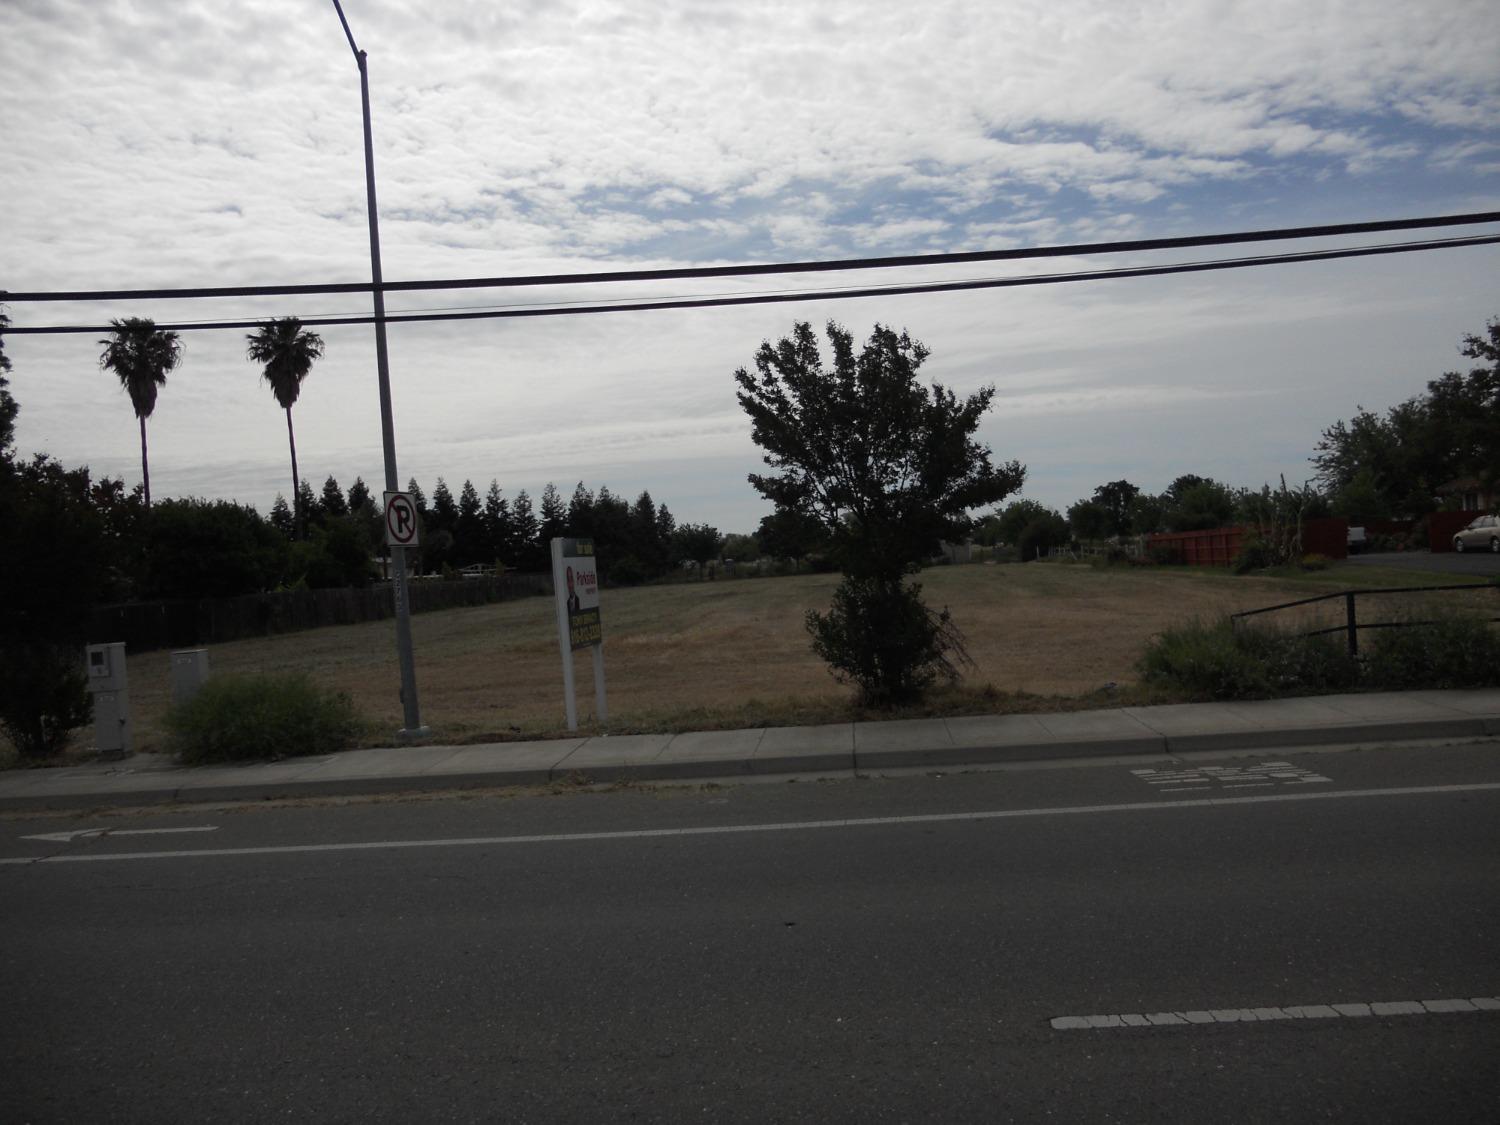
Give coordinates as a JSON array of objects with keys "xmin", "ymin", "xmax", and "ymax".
[
  {"xmin": 333, "ymin": 1, "xmax": 427, "ymax": 738},
  {"xmin": 1344, "ymin": 592, "xmax": 1359, "ymax": 657}
]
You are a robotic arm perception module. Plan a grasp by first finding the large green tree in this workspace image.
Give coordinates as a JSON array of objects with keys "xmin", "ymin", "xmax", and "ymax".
[
  {"xmin": 1313, "ymin": 317, "xmax": 1499, "ymax": 514},
  {"xmin": 735, "ymin": 320, "xmax": 1025, "ymax": 704},
  {"xmin": 247, "ymin": 317, "xmax": 324, "ymax": 530},
  {"xmin": 99, "ymin": 317, "xmax": 182, "ymax": 507},
  {"xmin": 0, "ymin": 306, "xmax": 17, "ymax": 455}
]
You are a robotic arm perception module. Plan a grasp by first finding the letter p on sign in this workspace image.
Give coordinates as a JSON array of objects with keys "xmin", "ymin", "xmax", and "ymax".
[{"xmin": 384, "ymin": 492, "xmax": 419, "ymax": 547}]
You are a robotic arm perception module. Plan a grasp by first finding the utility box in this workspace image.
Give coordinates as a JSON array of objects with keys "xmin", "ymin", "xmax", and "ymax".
[
  {"xmin": 170, "ymin": 648, "xmax": 210, "ymax": 706},
  {"xmin": 85, "ymin": 642, "xmax": 131, "ymax": 758}
]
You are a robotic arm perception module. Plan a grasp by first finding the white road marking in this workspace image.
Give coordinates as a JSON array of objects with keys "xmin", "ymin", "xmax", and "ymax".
[
  {"xmin": 1, "ymin": 781, "xmax": 1498, "ymax": 866},
  {"xmin": 1133, "ymin": 761, "xmax": 1332, "ymax": 791},
  {"xmin": 1052, "ymin": 996, "xmax": 1499, "ymax": 1030},
  {"xmin": 19, "ymin": 826, "xmax": 218, "ymax": 844}
]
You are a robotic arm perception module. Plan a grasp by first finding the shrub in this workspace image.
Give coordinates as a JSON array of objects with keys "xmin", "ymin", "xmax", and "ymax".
[
  {"xmin": 1139, "ymin": 618, "xmax": 1358, "ymax": 700},
  {"xmin": 1362, "ymin": 615, "xmax": 1500, "ymax": 690},
  {"xmin": 0, "ymin": 642, "xmax": 93, "ymax": 759},
  {"xmin": 807, "ymin": 577, "xmax": 970, "ymax": 707},
  {"xmin": 1299, "ymin": 553, "xmax": 1331, "ymax": 570},
  {"xmin": 165, "ymin": 672, "xmax": 360, "ymax": 763},
  {"xmin": 1232, "ymin": 535, "xmax": 1273, "ymax": 574}
]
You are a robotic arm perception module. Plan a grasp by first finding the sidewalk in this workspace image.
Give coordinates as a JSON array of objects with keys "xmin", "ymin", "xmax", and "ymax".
[{"xmin": 2, "ymin": 689, "xmax": 1497, "ymax": 812}]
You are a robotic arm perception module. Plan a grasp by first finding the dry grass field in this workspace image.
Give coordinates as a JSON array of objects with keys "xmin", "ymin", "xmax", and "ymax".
[{"xmin": 87, "ymin": 557, "xmax": 1489, "ymax": 755}]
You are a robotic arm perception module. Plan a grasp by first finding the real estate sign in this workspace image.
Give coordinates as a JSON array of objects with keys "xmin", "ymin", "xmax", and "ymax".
[
  {"xmin": 550, "ymin": 537, "xmax": 607, "ymax": 731},
  {"xmin": 554, "ymin": 537, "xmax": 602, "ymax": 650}
]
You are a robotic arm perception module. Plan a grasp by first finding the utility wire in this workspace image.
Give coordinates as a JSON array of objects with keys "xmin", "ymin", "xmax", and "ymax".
[
  {"xmin": 3, "ymin": 210, "xmax": 1497, "ymax": 304},
  {"xmin": 7, "ymin": 232, "xmax": 1498, "ymax": 335}
]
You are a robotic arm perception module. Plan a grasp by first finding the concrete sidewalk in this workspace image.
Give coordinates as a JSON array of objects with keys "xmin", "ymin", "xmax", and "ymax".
[{"xmin": 2, "ymin": 689, "xmax": 1498, "ymax": 812}]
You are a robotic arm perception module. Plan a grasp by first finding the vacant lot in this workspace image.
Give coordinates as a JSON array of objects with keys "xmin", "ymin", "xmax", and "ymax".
[{"xmin": 83, "ymin": 557, "xmax": 1490, "ymax": 754}]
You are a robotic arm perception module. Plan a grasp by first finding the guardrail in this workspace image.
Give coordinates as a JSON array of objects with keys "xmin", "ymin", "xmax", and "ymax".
[{"xmin": 1229, "ymin": 582, "xmax": 1500, "ymax": 656}]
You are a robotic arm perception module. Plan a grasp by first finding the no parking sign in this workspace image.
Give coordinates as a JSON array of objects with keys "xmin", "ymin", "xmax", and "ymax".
[{"xmin": 383, "ymin": 491, "xmax": 419, "ymax": 547}]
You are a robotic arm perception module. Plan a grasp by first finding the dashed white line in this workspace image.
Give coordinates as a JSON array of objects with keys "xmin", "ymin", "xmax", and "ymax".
[{"xmin": 1051, "ymin": 996, "xmax": 1499, "ymax": 1030}]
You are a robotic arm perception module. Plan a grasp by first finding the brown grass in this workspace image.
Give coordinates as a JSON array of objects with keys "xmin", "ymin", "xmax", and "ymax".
[{"xmin": 62, "ymin": 557, "xmax": 1479, "ymax": 756}]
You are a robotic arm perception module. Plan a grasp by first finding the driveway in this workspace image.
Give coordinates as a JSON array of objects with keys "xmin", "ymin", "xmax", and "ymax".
[{"xmin": 1347, "ymin": 550, "xmax": 1500, "ymax": 577}]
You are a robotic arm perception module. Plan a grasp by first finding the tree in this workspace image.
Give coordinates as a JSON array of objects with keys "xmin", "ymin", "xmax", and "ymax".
[
  {"xmin": 1066, "ymin": 499, "xmax": 1111, "ymax": 541},
  {"xmin": 991, "ymin": 499, "xmax": 1052, "ymax": 546},
  {"xmin": 512, "ymin": 489, "xmax": 539, "ymax": 568},
  {"xmin": 567, "ymin": 481, "xmax": 595, "ymax": 537},
  {"xmin": 538, "ymin": 482, "xmax": 567, "ymax": 547},
  {"xmin": 456, "ymin": 479, "xmax": 483, "ymax": 564},
  {"xmin": 320, "ymin": 474, "xmax": 347, "ymax": 518},
  {"xmin": 347, "ymin": 476, "xmax": 373, "ymax": 514},
  {"xmin": 757, "ymin": 505, "xmax": 827, "ymax": 570},
  {"xmin": 247, "ymin": 317, "xmax": 324, "ymax": 529},
  {"xmin": 483, "ymin": 479, "xmax": 513, "ymax": 563},
  {"xmin": 1166, "ymin": 478, "xmax": 1237, "ymax": 531},
  {"xmin": 735, "ymin": 320, "xmax": 1025, "ymax": 704},
  {"xmin": 1092, "ymin": 479, "xmax": 1140, "ymax": 537},
  {"xmin": 672, "ymin": 522, "xmax": 724, "ymax": 577},
  {"xmin": 0, "ymin": 305, "xmax": 17, "ymax": 456},
  {"xmin": 406, "ymin": 477, "xmax": 427, "ymax": 515},
  {"xmin": 0, "ymin": 456, "xmax": 115, "ymax": 757},
  {"xmin": 140, "ymin": 498, "xmax": 290, "ymax": 599},
  {"xmin": 1312, "ymin": 317, "xmax": 1500, "ymax": 514},
  {"xmin": 99, "ymin": 317, "xmax": 182, "ymax": 507},
  {"xmin": 269, "ymin": 494, "xmax": 295, "ymax": 538},
  {"xmin": 295, "ymin": 477, "xmax": 321, "ymax": 530},
  {"xmin": 430, "ymin": 477, "xmax": 457, "ymax": 535}
]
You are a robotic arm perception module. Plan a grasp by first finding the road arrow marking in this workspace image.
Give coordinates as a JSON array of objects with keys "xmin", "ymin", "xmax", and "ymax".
[{"xmin": 20, "ymin": 826, "xmax": 219, "ymax": 844}]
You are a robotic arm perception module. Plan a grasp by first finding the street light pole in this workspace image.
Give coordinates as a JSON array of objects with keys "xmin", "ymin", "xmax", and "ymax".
[{"xmin": 332, "ymin": 0, "xmax": 427, "ymax": 738}]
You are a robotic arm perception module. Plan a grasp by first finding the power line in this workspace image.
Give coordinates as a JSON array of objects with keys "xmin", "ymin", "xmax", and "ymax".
[
  {"xmin": 3, "ymin": 210, "xmax": 1497, "ymax": 305},
  {"xmin": 7, "ymin": 232, "xmax": 1497, "ymax": 335}
]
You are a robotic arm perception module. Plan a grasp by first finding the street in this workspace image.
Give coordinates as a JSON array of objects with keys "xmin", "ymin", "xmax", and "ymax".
[
  {"xmin": 1346, "ymin": 550, "xmax": 1500, "ymax": 577},
  {"xmin": 4, "ymin": 741, "xmax": 1498, "ymax": 1123}
]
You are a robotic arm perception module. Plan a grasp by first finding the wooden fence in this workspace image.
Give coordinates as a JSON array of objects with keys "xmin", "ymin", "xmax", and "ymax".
[
  {"xmin": 1147, "ymin": 518, "xmax": 1349, "ymax": 567},
  {"xmin": 88, "ymin": 573, "xmax": 553, "ymax": 653}
]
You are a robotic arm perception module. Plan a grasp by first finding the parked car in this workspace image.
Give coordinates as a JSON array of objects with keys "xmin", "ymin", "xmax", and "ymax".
[{"xmin": 1452, "ymin": 513, "xmax": 1500, "ymax": 553}]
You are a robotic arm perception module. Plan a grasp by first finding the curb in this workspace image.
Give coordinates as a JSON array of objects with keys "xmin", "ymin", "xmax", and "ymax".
[{"xmin": 2, "ymin": 714, "xmax": 1496, "ymax": 814}]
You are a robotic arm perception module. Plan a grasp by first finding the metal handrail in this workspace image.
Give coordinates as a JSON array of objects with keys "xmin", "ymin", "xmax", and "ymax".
[{"xmin": 1230, "ymin": 582, "xmax": 1499, "ymax": 655}]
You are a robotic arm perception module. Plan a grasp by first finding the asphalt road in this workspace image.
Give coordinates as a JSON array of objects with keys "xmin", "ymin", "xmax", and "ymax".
[
  {"xmin": 1347, "ymin": 549, "xmax": 1500, "ymax": 577},
  {"xmin": 4, "ymin": 742, "xmax": 1498, "ymax": 1123}
]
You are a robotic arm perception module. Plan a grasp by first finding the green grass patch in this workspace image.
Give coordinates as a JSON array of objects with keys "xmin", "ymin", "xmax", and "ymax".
[
  {"xmin": 1362, "ymin": 616, "xmax": 1500, "ymax": 690},
  {"xmin": 1138, "ymin": 618, "xmax": 1360, "ymax": 700},
  {"xmin": 165, "ymin": 672, "xmax": 361, "ymax": 764}
]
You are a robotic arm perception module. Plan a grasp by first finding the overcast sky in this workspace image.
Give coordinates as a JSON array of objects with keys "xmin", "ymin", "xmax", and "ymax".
[{"xmin": 3, "ymin": 0, "xmax": 1498, "ymax": 533}]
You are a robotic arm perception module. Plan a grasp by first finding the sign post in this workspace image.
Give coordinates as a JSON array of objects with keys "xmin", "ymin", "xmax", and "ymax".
[{"xmin": 551, "ymin": 537, "xmax": 607, "ymax": 731}]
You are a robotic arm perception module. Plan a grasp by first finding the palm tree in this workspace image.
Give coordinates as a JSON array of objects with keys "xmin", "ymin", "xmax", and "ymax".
[
  {"xmin": 247, "ymin": 317, "xmax": 325, "ymax": 531},
  {"xmin": 99, "ymin": 317, "xmax": 183, "ymax": 508}
]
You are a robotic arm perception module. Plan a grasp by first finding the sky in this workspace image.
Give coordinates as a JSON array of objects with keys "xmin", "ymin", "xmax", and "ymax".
[{"xmin": 3, "ymin": 0, "xmax": 1498, "ymax": 534}]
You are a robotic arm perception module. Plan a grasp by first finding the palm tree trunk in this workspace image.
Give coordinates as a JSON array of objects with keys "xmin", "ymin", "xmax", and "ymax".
[
  {"xmin": 138, "ymin": 414, "xmax": 151, "ymax": 508},
  {"xmin": 285, "ymin": 406, "xmax": 301, "ymax": 535}
]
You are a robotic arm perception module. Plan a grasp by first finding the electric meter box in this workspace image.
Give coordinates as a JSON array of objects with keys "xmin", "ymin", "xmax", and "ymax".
[
  {"xmin": 84, "ymin": 642, "xmax": 131, "ymax": 757},
  {"xmin": 170, "ymin": 649, "xmax": 210, "ymax": 705},
  {"xmin": 87, "ymin": 641, "xmax": 128, "ymax": 692}
]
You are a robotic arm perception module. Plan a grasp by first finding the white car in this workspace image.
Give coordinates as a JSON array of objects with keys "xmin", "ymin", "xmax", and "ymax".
[{"xmin": 1452, "ymin": 513, "xmax": 1499, "ymax": 553}]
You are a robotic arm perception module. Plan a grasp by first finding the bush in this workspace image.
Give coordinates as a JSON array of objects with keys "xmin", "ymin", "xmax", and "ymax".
[
  {"xmin": 1139, "ymin": 619, "xmax": 1358, "ymax": 700},
  {"xmin": 1300, "ymin": 553, "xmax": 1331, "ymax": 571},
  {"xmin": 1232, "ymin": 535, "xmax": 1273, "ymax": 574},
  {"xmin": 165, "ymin": 672, "xmax": 360, "ymax": 763},
  {"xmin": 807, "ymin": 577, "xmax": 970, "ymax": 707},
  {"xmin": 0, "ymin": 642, "xmax": 93, "ymax": 759},
  {"xmin": 1362, "ymin": 616, "xmax": 1500, "ymax": 690}
]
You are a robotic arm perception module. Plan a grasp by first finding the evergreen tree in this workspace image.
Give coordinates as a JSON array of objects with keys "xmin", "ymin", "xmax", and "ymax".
[
  {"xmin": 568, "ymin": 481, "xmax": 595, "ymax": 537},
  {"xmin": 269, "ymin": 494, "xmax": 295, "ymax": 538},
  {"xmin": 456, "ymin": 479, "xmax": 483, "ymax": 565},
  {"xmin": 655, "ymin": 502, "xmax": 677, "ymax": 551},
  {"xmin": 406, "ymin": 476, "xmax": 428, "ymax": 515},
  {"xmin": 320, "ymin": 475, "xmax": 347, "ymax": 518},
  {"xmin": 430, "ymin": 477, "xmax": 457, "ymax": 534},
  {"xmin": 538, "ymin": 481, "xmax": 567, "ymax": 545},
  {"xmin": 512, "ymin": 489, "xmax": 539, "ymax": 568},
  {"xmin": 295, "ymin": 477, "xmax": 321, "ymax": 532},
  {"xmin": 347, "ymin": 476, "xmax": 373, "ymax": 513},
  {"xmin": 483, "ymin": 479, "xmax": 513, "ymax": 563}
]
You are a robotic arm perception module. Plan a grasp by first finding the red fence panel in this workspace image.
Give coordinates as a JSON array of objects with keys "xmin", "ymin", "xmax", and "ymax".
[
  {"xmin": 1302, "ymin": 517, "xmax": 1349, "ymax": 560},
  {"xmin": 1430, "ymin": 510, "xmax": 1486, "ymax": 553},
  {"xmin": 1149, "ymin": 518, "xmax": 1349, "ymax": 566}
]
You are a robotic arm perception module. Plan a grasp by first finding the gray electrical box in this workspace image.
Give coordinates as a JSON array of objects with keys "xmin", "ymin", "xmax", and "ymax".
[
  {"xmin": 170, "ymin": 649, "xmax": 210, "ymax": 705},
  {"xmin": 85, "ymin": 641, "xmax": 131, "ymax": 758}
]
